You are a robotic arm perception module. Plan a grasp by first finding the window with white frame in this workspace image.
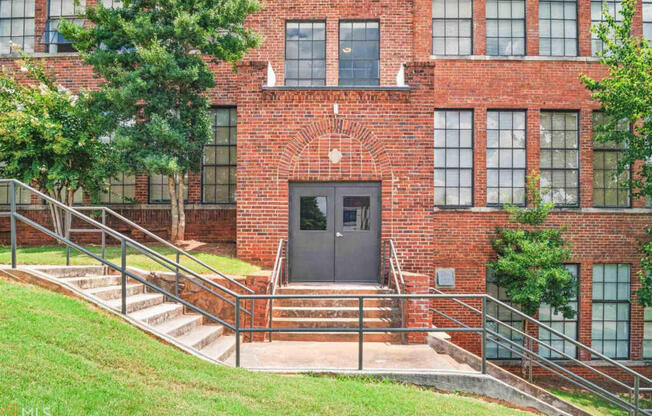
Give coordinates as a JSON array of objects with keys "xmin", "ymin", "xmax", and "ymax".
[
  {"xmin": 0, "ymin": 0, "xmax": 34, "ymax": 54},
  {"xmin": 432, "ymin": 0, "xmax": 473, "ymax": 55},
  {"xmin": 487, "ymin": 110, "xmax": 526, "ymax": 206},
  {"xmin": 591, "ymin": 0, "xmax": 622, "ymax": 56},
  {"xmin": 43, "ymin": 0, "xmax": 85, "ymax": 53},
  {"xmin": 285, "ymin": 21, "xmax": 326, "ymax": 86},
  {"xmin": 434, "ymin": 110, "xmax": 473, "ymax": 207},
  {"xmin": 202, "ymin": 107, "xmax": 237, "ymax": 204},
  {"xmin": 539, "ymin": 0, "xmax": 577, "ymax": 56},
  {"xmin": 486, "ymin": 0, "xmax": 525, "ymax": 55},
  {"xmin": 538, "ymin": 264, "xmax": 579, "ymax": 359},
  {"xmin": 540, "ymin": 111, "xmax": 579, "ymax": 207},
  {"xmin": 592, "ymin": 264, "xmax": 630, "ymax": 359}
]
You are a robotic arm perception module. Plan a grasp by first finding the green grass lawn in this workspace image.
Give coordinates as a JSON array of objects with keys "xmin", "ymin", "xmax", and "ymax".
[
  {"xmin": 0, "ymin": 245, "xmax": 259, "ymax": 276},
  {"xmin": 0, "ymin": 278, "xmax": 531, "ymax": 416},
  {"xmin": 549, "ymin": 388, "xmax": 652, "ymax": 416}
]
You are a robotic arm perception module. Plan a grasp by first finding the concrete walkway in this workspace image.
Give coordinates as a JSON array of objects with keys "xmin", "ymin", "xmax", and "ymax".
[{"xmin": 226, "ymin": 341, "xmax": 475, "ymax": 372}]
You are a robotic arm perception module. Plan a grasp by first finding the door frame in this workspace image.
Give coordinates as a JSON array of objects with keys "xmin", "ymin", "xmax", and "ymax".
[{"xmin": 288, "ymin": 181, "xmax": 382, "ymax": 284}]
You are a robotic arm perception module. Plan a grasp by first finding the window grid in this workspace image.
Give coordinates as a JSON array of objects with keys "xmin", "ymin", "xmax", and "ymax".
[
  {"xmin": 148, "ymin": 174, "xmax": 188, "ymax": 204},
  {"xmin": 285, "ymin": 21, "xmax": 326, "ymax": 87},
  {"xmin": 434, "ymin": 110, "xmax": 474, "ymax": 207},
  {"xmin": 432, "ymin": 0, "xmax": 473, "ymax": 56},
  {"xmin": 644, "ymin": 308, "xmax": 652, "ymax": 359},
  {"xmin": 591, "ymin": 0, "xmax": 622, "ymax": 56},
  {"xmin": 339, "ymin": 20, "xmax": 380, "ymax": 86},
  {"xmin": 540, "ymin": 111, "xmax": 580, "ymax": 207},
  {"xmin": 592, "ymin": 112, "xmax": 631, "ymax": 208},
  {"xmin": 43, "ymin": 0, "xmax": 85, "ymax": 53},
  {"xmin": 538, "ymin": 264, "xmax": 579, "ymax": 359},
  {"xmin": 592, "ymin": 264, "xmax": 630, "ymax": 359},
  {"xmin": 0, "ymin": 182, "xmax": 31, "ymax": 205},
  {"xmin": 486, "ymin": 269, "xmax": 523, "ymax": 359},
  {"xmin": 644, "ymin": 0, "xmax": 652, "ymax": 40},
  {"xmin": 99, "ymin": 0, "xmax": 122, "ymax": 8},
  {"xmin": 486, "ymin": 0, "xmax": 526, "ymax": 56},
  {"xmin": 202, "ymin": 107, "xmax": 237, "ymax": 204},
  {"xmin": 487, "ymin": 110, "xmax": 527, "ymax": 206},
  {"xmin": 0, "ymin": 0, "xmax": 35, "ymax": 55},
  {"xmin": 539, "ymin": 0, "xmax": 578, "ymax": 56},
  {"xmin": 100, "ymin": 173, "xmax": 135, "ymax": 204}
]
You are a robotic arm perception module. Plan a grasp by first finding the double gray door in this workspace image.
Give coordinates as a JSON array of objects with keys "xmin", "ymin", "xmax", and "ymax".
[{"xmin": 289, "ymin": 182, "xmax": 381, "ymax": 283}]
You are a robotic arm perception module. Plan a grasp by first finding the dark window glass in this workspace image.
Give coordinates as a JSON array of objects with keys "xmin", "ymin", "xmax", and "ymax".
[
  {"xmin": 644, "ymin": 0, "xmax": 652, "ymax": 40},
  {"xmin": 0, "ymin": 0, "xmax": 35, "ymax": 54},
  {"xmin": 148, "ymin": 174, "xmax": 188, "ymax": 204},
  {"xmin": 538, "ymin": 264, "xmax": 579, "ymax": 359},
  {"xmin": 43, "ymin": 0, "xmax": 84, "ymax": 53},
  {"xmin": 339, "ymin": 21, "xmax": 380, "ymax": 86},
  {"xmin": 486, "ymin": 0, "xmax": 525, "ymax": 55},
  {"xmin": 343, "ymin": 196, "xmax": 370, "ymax": 231},
  {"xmin": 540, "ymin": 111, "xmax": 579, "ymax": 207},
  {"xmin": 539, "ymin": 0, "xmax": 577, "ymax": 56},
  {"xmin": 100, "ymin": 173, "xmax": 135, "ymax": 204},
  {"xmin": 591, "ymin": 0, "xmax": 623, "ymax": 55},
  {"xmin": 434, "ymin": 110, "xmax": 473, "ymax": 206},
  {"xmin": 285, "ymin": 21, "xmax": 326, "ymax": 87},
  {"xmin": 592, "ymin": 112, "xmax": 630, "ymax": 208},
  {"xmin": 300, "ymin": 196, "xmax": 327, "ymax": 230},
  {"xmin": 487, "ymin": 110, "xmax": 526, "ymax": 206},
  {"xmin": 486, "ymin": 269, "xmax": 523, "ymax": 359},
  {"xmin": 592, "ymin": 264, "xmax": 630, "ymax": 359},
  {"xmin": 432, "ymin": 0, "xmax": 473, "ymax": 55},
  {"xmin": 203, "ymin": 108, "xmax": 237, "ymax": 204}
]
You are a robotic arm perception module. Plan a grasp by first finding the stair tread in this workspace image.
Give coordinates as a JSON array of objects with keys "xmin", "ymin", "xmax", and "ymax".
[
  {"xmin": 176, "ymin": 325, "xmax": 223, "ymax": 345},
  {"xmin": 86, "ymin": 283, "xmax": 142, "ymax": 294},
  {"xmin": 200, "ymin": 336, "xmax": 236, "ymax": 360},
  {"xmin": 273, "ymin": 317, "xmax": 391, "ymax": 322},
  {"xmin": 153, "ymin": 314, "xmax": 203, "ymax": 334},
  {"xmin": 279, "ymin": 284, "xmax": 389, "ymax": 290},
  {"xmin": 65, "ymin": 274, "xmax": 121, "ymax": 280},
  {"xmin": 130, "ymin": 303, "xmax": 183, "ymax": 321},
  {"xmin": 106, "ymin": 292, "xmax": 163, "ymax": 307},
  {"xmin": 274, "ymin": 306, "xmax": 392, "ymax": 311}
]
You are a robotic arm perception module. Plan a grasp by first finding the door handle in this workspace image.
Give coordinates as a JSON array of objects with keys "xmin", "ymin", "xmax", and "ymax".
[{"xmin": 336, "ymin": 232, "xmax": 343, "ymax": 238}]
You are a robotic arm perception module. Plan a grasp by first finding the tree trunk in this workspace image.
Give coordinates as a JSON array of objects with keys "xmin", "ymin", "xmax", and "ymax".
[
  {"xmin": 521, "ymin": 319, "xmax": 532, "ymax": 380},
  {"xmin": 176, "ymin": 173, "xmax": 185, "ymax": 241},
  {"xmin": 168, "ymin": 175, "xmax": 179, "ymax": 242}
]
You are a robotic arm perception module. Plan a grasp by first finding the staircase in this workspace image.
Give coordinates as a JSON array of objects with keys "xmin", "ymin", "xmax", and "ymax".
[
  {"xmin": 37, "ymin": 266, "xmax": 236, "ymax": 362},
  {"xmin": 271, "ymin": 284, "xmax": 402, "ymax": 342}
]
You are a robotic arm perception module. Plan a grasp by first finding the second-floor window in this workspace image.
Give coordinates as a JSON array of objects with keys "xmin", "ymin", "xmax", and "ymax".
[
  {"xmin": 432, "ymin": 0, "xmax": 473, "ymax": 55},
  {"xmin": 0, "ymin": 0, "xmax": 35, "ymax": 54},
  {"xmin": 592, "ymin": 112, "xmax": 630, "ymax": 208},
  {"xmin": 487, "ymin": 110, "xmax": 526, "ymax": 206},
  {"xmin": 591, "ymin": 0, "xmax": 622, "ymax": 56},
  {"xmin": 339, "ymin": 21, "xmax": 380, "ymax": 86},
  {"xmin": 285, "ymin": 21, "xmax": 326, "ymax": 87},
  {"xmin": 486, "ymin": 0, "xmax": 525, "ymax": 56},
  {"xmin": 539, "ymin": 0, "xmax": 578, "ymax": 56},
  {"xmin": 540, "ymin": 111, "xmax": 579, "ymax": 207},
  {"xmin": 43, "ymin": 0, "xmax": 85, "ymax": 53}
]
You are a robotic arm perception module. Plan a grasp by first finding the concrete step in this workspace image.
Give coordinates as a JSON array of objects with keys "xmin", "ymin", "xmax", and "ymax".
[
  {"xmin": 272, "ymin": 317, "xmax": 395, "ymax": 329},
  {"xmin": 64, "ymin": 275, "xmax": 121, "ymax": 289},
  {"xmin": 106, "ymin": 293, "xmax": 164, "ymax": 313},
  {"xmin": 153, "ymin": 314, "xmax": 203, "ymax": 338},
  {"xmin": 86, "ymin": 283, "xmax": 144, "ymax": 300},
  {"xmin": 130, "ymin": 303, "xmax": 184, "ymax": 326},
  {"xmin": 277, "ymin": 285, "xmax": 393, "ymax": 295},
  {"xmin": 275, "ymin": 298, "xmax": 395, "ymax": 308},
  {"xmin": 176, "ymin": 325, "xmax": 224, "ymax": 350},
  {"xmin": 273, "ymin": 306, "xmax": 394, "ymax": 319},
  {"xmin": 200, "ymin": 335, "xmax": 236, "ymax": 362},
  {"xmin": 272, "ymin": 332, "xmax": 402, "ymax": 343}
]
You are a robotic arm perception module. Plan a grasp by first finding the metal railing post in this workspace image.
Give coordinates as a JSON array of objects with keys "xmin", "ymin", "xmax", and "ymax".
[
  {"xmin": 10, "ymin": 181, "xmax": 16, "ymax": 269},
  {"xmin": 634, "ymin": 375, "xmax": 640, "ymax": 416},
  {"xmin": 269, "ymin": 298, "xmax": 274, "ymax": 342},
  {"xmin": 481, "ymin": 296, "xmax": 487, "ymax": 375},
  {"xmin": 65, "ymin": 210, "xmax": 71, "ymax": 266},
  {"xmin": 235, "ymin": 297, "xmax": 241, "ymax": 368},
  {"xmin": 358, "ymin": 296, "xmax": 364, "ymax": 371},
  {"xmin": 101, "ymin": 209, "xmax": 106, "ymax": 260},
  {"xmin": 175, "ymin": 251, "xmax": 180, "ymax": 297},
  {"xmin": 250, "ymin": 298, "xmax": 254, "ymax": 343},
  {"xmin": 121, "ymin": 238, "xmax": 127, "ymax": 315}
]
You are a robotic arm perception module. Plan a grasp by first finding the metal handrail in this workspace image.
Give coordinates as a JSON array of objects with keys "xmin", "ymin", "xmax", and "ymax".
[{"xmin": 267, "ymin": 239, "xmax": 286, "ymax": 342}]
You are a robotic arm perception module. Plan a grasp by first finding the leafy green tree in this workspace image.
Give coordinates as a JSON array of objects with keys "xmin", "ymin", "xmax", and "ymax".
[
  {"xmin": 580, "ymin": 0, "xmax": 652, "ymax": 306},
  {"xmin": 0, "ymin": 47, "xmax": 114, "ymax": 237},
  {"xmin": 59, "ymin": 0, "xmax": 261, "ymax": 242}
]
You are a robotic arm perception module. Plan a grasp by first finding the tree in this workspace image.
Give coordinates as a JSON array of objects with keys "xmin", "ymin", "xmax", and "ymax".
[
  {"xmin": 59, "ymin": 0, "xmax": 261, "ymax": 242},
  {"xmin": 580, "ymin": 0, "xmax": 652, "ymax": 306},
  {"xmin": 488, "ymin": 172, "xmax": 576, "ymax": 376},
  {"xmin": 0, "ymin": 47, "xmax": 114, "ymax": 237}
]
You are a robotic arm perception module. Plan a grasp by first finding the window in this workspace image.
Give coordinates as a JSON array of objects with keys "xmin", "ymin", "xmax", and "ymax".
[
  {"xmin": 591, "ymin": 0, "xmax": 622, "ymax": 56},
  {"xmin": 99, "ymin": 0, "xmax": 122, "ymax": 8},
  {"xmin": 592, "ymin": 112, "xmax": 630, "ymax": 208},
  {"xmin": 538, "ymin": 264, "xmax": 579, "ymax": 359},
  {"xmin": 202, "ymin": 108, "xmax": 236, "ymax": 204},
  {"xmin": 339, "ymin": 21, "xmax": 380, "ymax": 86},
  {"xmin": 487, "ymin": 110, "xmax": 526, "ymax": 206},
  {"xmin": 343, "ymin": 196, "xmax": 370, "ymax": 231},
  {"xmin": 486, "ymin": 0, "xmax": 525, "ymax": 55},
  {"xmin": 300, "ymin": 196, "xmax": 327, "ymax": 230},
  {"xmin": 43, "ymin": 0, "xmax": 84, "ymax": 53},
  {"xmin": 539, "ymin": 0, "xmax": 577, "ymax": 56},
  {"xmin": 432, "ymin": 0, "xmax": 473, "ymax": 55},
  {"xmin": 148, "ymin": 174, "xmax": 188, "ymax": 204},
  {"xmin": 0, "ymin": 181, "xmax": 31, "ymax": 205},
  {"xmin": 645, "ymin": 308, "xmax": 652, "ymax": 359},
  {"xmin": 285, "ymin": 21, "xmax": 326, "ymax": 87},
  {"xmin": 540, "ymin": 111, "xmax": 579, "ymax": 207},
  {"xmin": 486, "ymin": 269, "xmax": 523, "ymax": 359},
  {"xmin": 644, "ymin": 0, "xmax": 652, "ymax": 40},
  {"xmin": 592, "ymin": 264, "xmax": 630, "ymax": 359},
  {"xmin": 100, "ymin": 173, "xmax": 135, "ymax": 204},
  {"xmin": 434, "ymin": 110, "xmax": 473, "ymax": 207},
  {"xmin": 0, "ymin": 0, "xmax": 35, "ymax": 54}
]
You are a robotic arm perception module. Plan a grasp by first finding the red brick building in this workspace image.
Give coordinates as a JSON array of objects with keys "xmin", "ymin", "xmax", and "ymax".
[{"xmin": 1, "ymin": 0, "xmax": 652, "ymax": 368}]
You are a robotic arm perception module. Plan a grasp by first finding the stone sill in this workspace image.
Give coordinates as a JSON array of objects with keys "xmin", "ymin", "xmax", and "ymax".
[
  {"xmin": 262, "ymin": 85, "xmax": 412, "ymax": 92},
  {"xmin": 495, "ymin": 359, "xmax": 652, "ymax": 367},
  {"xmin": 4, "ymin": 204, "xmax": 236, "ymax": 211},
  {"xmin": 434, "ymin": 207, "xmax": 652, "ymax": 214},
  {"xmin": 430, "ymin": 55, "xmax": 601, "ymax": 63},
  {"xmin": 0, "ymin": 52, "xmax": 80, "ymax": 59}
]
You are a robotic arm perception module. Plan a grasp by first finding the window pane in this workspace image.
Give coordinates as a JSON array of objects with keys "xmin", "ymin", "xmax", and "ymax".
[
  {"xmin": 285, "ymin": 21, "xmax": 326, "ymax": 86},
  {"xmin": 300, "ymin": 196, "xmax": 327, "ymax": 230},
  {"xmin": 432, "ymin": 0, "xmax": 473, "ymax": 56},
  {"xmin": 202, "ymin": 108, "xmax": 237, "ymax": 204},
  {"xmin": 540, "ymin": 111, "xmax": 579, "ymax": 206},
  {"xmin": 592, "ymin": 264, "xmax": 630, "ymax": 359},
  {"xmin": 0, "ymin": 0, "xmax": 35, "ymax": 54},
  {"xmin": 591, "ymin": 0, "xmax": 623, "ymax": 55},
  {"xmin": 343, "ymin": 196, "xmax": 370, "ymax": 231},
  {"xmin": 486, "ymin": 0, "xmax": 525, "ymax": 55},
  {"xmin": 339, "ymin": 21, "xmax": 380, "ymax": 85},
  {"xmin": 592, "ymin": 112, "xmax": 630, "ymax": 207},
  {"xmin": 487, "ymin": 111, "xmax": 526, "ymax": 206},
  {"xmin": 486, "ymin": 269, "xmax": 523, "ymax": 359},
  {"xmin": 148, "ymin": 174, "xmax": 188, "ymax": 204},
  {"xmin": 434, "ymin": 110, "xmax": 474, "ymax": 207}
]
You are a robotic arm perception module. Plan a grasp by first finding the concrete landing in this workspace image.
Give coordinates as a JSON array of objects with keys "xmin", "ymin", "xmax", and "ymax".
[{"xmin": 226, "ymin": 341, "xmax": 474, "ymax": 372}]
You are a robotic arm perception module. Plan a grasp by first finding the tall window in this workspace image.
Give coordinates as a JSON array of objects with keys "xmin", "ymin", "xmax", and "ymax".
[
  {"xmin": 43, "ymin": 0, "xmax": 84, "ymax": 53},
  {"xmin": 644, "ymin": 0, "xmax": 652, "ymax": 40},
  {"xmin": 540, "ymin": 111, "xmax": 579, "ymax": 207},
  {"xmin": 434, "ymin": 110, "xmax": 473, "ymax": 207},
  {"xmin": 487, "ymin": 110, "xmax": 526, "ymax": 206},
  {"xmin": 202, "ymin": 107, "xmax": 237, "ymax": 204},
  {"xmin": 592, "ymin": 112, "xmax": 630, "ymax": 208},
  {"xmin": 148, "ymin": 174, "xmax": 188, "ymax": 204},
  {"xmin": 432, "ymin": 0, "xmax": 473, "ymax": 55},
  {"xmin": 0, "ymin": 0, "xmax": 35, "ymax": 54},
  {"xmin": 645, "ymin": 308, "xmax": 652, "ymax": 359},
  {"xmin": 592, "ymin": 264, "xmax": 630, "ymax": 359},
  {"xmin": 539, "ymin": 0, "xmax": 577, "ymax": 56},
  {"xmin": 486, "ymin": 0, "xmax": 525, "ymax": 55},
  {"xmin": 538, "ymin": 264, "xmax": 579, "ymax": 359},
  {"xmin": 591, "ymin": 0, "xmax": 622, "ymax": 56},
  {"xmin": 285, "ymin": 21, "xmax": 326, "ymax": 87},
  {"xmin": 100, "ymin": 173, "xmax": 135, "ymax": 204},
  {"xmin": 339, "ymin": 21, "xmax": 380, "ymax": 86},
  {"xmin": 486, "ymin": 269, "xmax": 523, "ymax": 359}
]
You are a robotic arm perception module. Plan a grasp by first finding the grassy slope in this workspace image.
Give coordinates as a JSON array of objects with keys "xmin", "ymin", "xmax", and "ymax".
[
  {"xmin": 0, "ymin": 278, "xmax": 530, "ymax": 416},
  {"xmin": 0, "ymin": 245, "xmax": 260, "ymax": 276},
  {"xmin": 549, "ymin": 389, "xmax": 651, "ymax": 416}
]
